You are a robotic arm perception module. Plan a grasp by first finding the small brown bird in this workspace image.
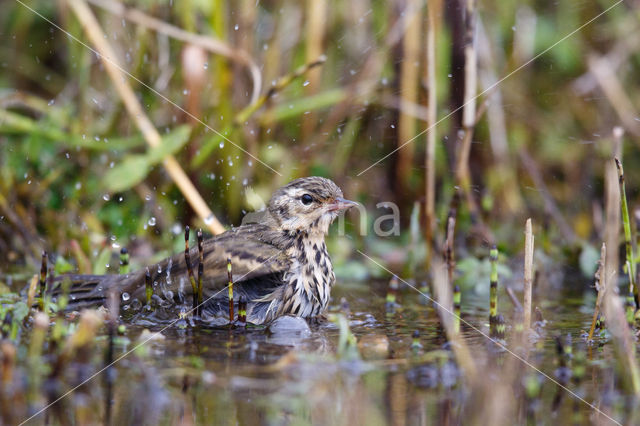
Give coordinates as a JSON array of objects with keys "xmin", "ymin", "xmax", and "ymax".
[{"xmin": 54, "ymin": 177, "xmax": 357, "ymax": 325}]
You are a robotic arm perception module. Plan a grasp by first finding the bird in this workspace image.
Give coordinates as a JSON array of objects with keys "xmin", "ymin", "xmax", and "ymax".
[{"xmin": 52, "ymin": 177, "xmax": 357, "ymax": 325}]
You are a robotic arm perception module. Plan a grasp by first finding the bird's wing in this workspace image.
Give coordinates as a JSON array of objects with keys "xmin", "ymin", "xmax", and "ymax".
[{"xmin": 133, "ymin": 224, "xmax": 290, "ymax": 299}]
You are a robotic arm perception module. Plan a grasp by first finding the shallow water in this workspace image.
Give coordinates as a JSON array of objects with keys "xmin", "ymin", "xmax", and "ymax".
[{"xmin": 18, "ymin": 277, "xmax": 629, "ymax": 426}]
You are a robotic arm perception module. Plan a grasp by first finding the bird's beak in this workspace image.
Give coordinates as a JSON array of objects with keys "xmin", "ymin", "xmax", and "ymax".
[{"xmin": 327, "ymin": 197, "xmax": 359, "ymax": 212}]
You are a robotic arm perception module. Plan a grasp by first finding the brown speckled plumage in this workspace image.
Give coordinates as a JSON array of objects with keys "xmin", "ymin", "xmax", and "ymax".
[{"xmin": 53, "ymin": 177, "xmax": 356, "ymax": 325}]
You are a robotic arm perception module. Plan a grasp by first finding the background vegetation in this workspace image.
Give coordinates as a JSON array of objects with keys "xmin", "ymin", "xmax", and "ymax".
[{"xmin": 1, "ymin": 0, "xmax": 638, "ymax": 280}]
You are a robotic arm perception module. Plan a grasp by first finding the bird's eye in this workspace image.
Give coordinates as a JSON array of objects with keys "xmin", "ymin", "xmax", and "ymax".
[{"xmin": 300, "ymin": 194, "xmax": 314, "ymax": 205}]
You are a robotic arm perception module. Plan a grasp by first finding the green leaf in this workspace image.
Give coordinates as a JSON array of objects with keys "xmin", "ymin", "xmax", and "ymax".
[
  {"xmin": 146, "ymin": 125, "xmax": 192, "ymax": 164},
  {"xmin": 93, "ymin": 246, "xmax": 113, "ymax": 275},
  {"xmin": 54, "ymin": 256, "xmax": 75, "ymax": 275},
  {"xmin": 104, "ymin": 155, "xmax": 150, "ymax": 192},
  {"xmin": 102, "ymin": 125, "xmax": 192, "ymax": 192}
]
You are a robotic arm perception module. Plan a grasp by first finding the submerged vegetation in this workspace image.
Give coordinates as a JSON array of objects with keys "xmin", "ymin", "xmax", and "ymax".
[{"xmin": 2, "ymin": 0, "xmax": 640, "ymax": 424}]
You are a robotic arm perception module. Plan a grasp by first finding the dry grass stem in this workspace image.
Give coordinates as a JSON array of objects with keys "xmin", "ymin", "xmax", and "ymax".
[
  {"xmin": 301, "ymin": 0, "xmax": 327, "ymax": 139},
  {"xmin": 396, "ymin": 0, "xmax": 421, "ymax": 187},
  {"xmin": 588, "ymin": 243, "xmax": 606, "ymax": 341},
  {"xmin": 523, "ymin": 218, "xmax": 534, "ymax": 330},
  {"xmin": 588, "ymin": 55, "xmax": 640, "ymax": 137},
  {"xmin": 424, "ymin": 0, "xmax": 439, "ymax": 270}
]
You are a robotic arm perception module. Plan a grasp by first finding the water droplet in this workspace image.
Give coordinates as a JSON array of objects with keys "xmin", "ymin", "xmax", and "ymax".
[
  {"xmin": 203, "ymin": 62, "xmax": 208, "ymax": 70},
  {"xmin": 148, "ymin": 217, "xmax": 157, "ymax": 226},
  {"xmin": 219, "ymin": 142, "xmax": 224, "ymax": 148},
  {"xmin": 303, "ymin": 80, "xmax": 310, "ymax": 87},
  {"xmin": 183, "ymin": 89, "xmax": 189, "ymax": 95},
  {"xmin": 234, "ymin": 24, "xmax": 239, "ymax": 30},
  {"xmin": 103, "ymin": 194, "xmax": 110, "ymax": 201},
  {"xmin": 48, "ymin": 99, "xmax": 55, "ymax": 106}
]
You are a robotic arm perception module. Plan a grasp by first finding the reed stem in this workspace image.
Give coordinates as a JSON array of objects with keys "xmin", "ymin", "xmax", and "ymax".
[
  {"xmin": 119, "ymin": 247, "xmax": 129, "ymax": 275},
  {"xmin": 145, "ymin": 267, "xmax": 152, "ymax": 306},
  {"xmin": 197, "ymin": 229, "xmax": 204, "ymax": 316},
  {"xmin": 453, "ymin": 284, "xmax": 461, "ymax": 335},
  {"xmin": 523, "ymin": 219, "xmax": 534, "ymax": 330},
  {"xmin": 489, "ymin": 245, "xmax": 498, "ymax": 335},
  {"xmin": 615, "ymin": 158, "xmax": 639, "ymax": 308},
  {"xmin": 588, "ymin": 243, "xmax": 606, "ymax": 341},
  {"xmin": 227, "ymin": 258, "xmax": 234, "ymax": 323},
  {"xmin": 184, "ymin": 226, "xmax": 198, "ymax": 313},
  {"xmin": 38, "ymin": 251, "xmax": 47, "ymax": 312}
]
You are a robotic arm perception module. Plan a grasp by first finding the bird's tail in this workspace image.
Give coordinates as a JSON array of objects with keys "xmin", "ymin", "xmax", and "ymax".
[{"xmin": 50, "ymin": 270, "xmax": 146, "ymax": 310}]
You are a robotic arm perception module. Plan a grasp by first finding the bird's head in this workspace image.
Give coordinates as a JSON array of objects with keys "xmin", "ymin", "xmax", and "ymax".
[{"xmin": 267, "ymin": 177, "xmax": 357, "ymax": 235}]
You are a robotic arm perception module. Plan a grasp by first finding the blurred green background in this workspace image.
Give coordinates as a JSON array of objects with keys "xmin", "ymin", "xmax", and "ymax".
[{"xmin": 1, "ymin": 0, "xmax": 637, "ymax": 279}]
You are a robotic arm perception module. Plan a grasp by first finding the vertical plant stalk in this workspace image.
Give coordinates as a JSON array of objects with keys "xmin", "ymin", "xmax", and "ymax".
[
  {"xmin": 615, "ymin": 157, "xmax": 639, "ymax": 308},
  {"xmin": 386, "ymin": 275, "xmax": 399, "ymax": 311},
  {"xmin": 626, "ymin": 294, "xmax": 636, "ymax": 327},
  {"xmin": 445, "ymin": 212, "xmax": 456, "ymax": 286},
  {"xmin": 197, "ymin": 229, "xmax": 204, "ymax": 316},
  {"xmin": 396, "ymin": 0, "xmax": 421, "ymax": 188},
  {"xmin": 424, "ymin": 0, "xmax": 439, "ymax": 271},
  {"xmin": 184, "ymin": 226, "xmax": 198, "ymax": 313},
  {"xmin": 66, "ymin": 0, "xmax": 225, "ymax": 235},
  {"xmin": 38, "ymin": 251, "xmax": 47, "ymax": 312},
  {"xmin": 237, "ymin": 296, "xmax": 247, "ymax": 326},
  {"xmin": 588, "ymin": 243, "xmax": 606, "ymax": 341},
  {"xmin": 523, "ymin": 218, "xmax": 534, "ymax": 330},
  {"xmin": 495, "ymin": 314, "xmax": 505, "ymax": 340},
  {"xmin": 27, "ymin": 274, "xmax": 38, "ymax": 310},
  {"xmin": 454, "ymin": 0, "xmax": 482, "ymax": 222},
  {"xmin": 227, "ymin": 258, "xmax": 234, "ymax": 324},
  {"xmin": 301, "ymin": 0, "xmax": 327, "ymax": 141},
  {"xmin": 602, "ymin": 259, "xmax": 640, "ymax": 395},
  {"xmin": 453, "ymin": 284, "xmax": 461, "ymax": 334},
  {"xmin": 431, "ymin": 256, "xmax": 477, "ymax": 382},
  {"xmin": 119, "ymin": 247, "xmax": 129, "ymax": 275},
  {"xmin": 104, "ymin": 289, "xmax": 119, "ymax": 426},
  {"xmin": 27, "ymin": 312, "xmax": 49, "ymax": 410},
  {"xmin": 145, "ymin": 267, "xmax": 152, "ymax": 306},
  {"xmin": 489, "ymin": 245, "xmax": 498, "ymax": 335}
]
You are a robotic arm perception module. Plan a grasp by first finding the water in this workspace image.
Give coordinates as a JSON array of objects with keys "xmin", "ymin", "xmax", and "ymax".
[
  {"xmin": 3, "ymin": 275, "xmax": 634, "ymax": 425},
  {"xmin": 78, "ymin": 281, "xmax": 626, "ymax": 424}
]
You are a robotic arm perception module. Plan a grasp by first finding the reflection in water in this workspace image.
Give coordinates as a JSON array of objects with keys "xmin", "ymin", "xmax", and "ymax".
[{"xmin": 4, "ymin": 280, "xmax": 639, "ymax": 425}]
